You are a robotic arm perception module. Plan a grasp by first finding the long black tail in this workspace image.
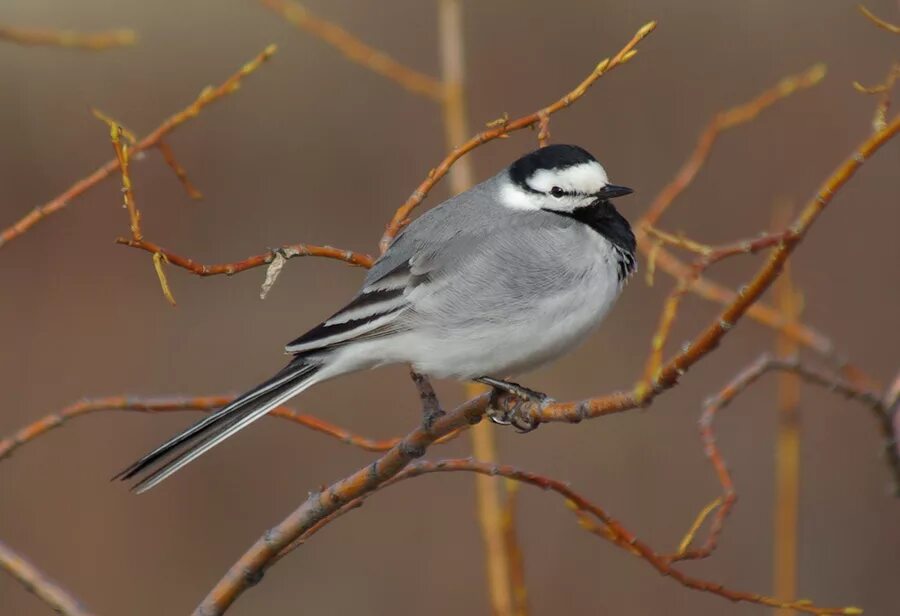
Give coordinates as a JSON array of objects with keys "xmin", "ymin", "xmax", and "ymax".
[{"xmin": 115, "ymin": 358, "xmax": 320, "ymax": 493}]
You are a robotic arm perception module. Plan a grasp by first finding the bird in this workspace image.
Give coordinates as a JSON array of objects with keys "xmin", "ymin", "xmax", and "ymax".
[{"xmin": 116, "ymin": 143, "xmax": 636, "ymax": 493}]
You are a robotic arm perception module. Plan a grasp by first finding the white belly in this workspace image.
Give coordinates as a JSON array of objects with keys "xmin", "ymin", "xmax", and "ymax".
[
  {"xmin": 404, "ymin": 233, "xmax": 623, "ymax": 378},
  {"xmin": 323, "ymin": 228, "xmax": 629, "ymax": 381}
]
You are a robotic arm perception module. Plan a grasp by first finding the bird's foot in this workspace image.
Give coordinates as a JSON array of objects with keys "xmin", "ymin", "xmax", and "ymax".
[
  {"xmin": 475, "ymin": 376, "xmax": 550, "ymax": 433},
  {"xmin": 411, "ymin": 370, "xmax": 445, "ymax": 433}
]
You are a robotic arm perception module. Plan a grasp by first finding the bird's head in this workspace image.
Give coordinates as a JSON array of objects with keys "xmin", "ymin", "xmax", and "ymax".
[{"xmin": 500, "ymin": 144, "xmax": 632, "ymax": 213}]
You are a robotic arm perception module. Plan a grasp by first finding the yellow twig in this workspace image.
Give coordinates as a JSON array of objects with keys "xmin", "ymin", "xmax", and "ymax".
[
  {"xmin": 152, "ymin": 253, "xmax": 177, "ymax": 306},
  {"xmin": 858, "ymin": 5, "xmax": 900, "ymax": 34},
  {"xmin": 677, "ymin": 497, "xmax": 723, "ymax": 555},
  {"xmin": 773, "ymin": 201, "xmax": 802, "ymax": 616},
  {"xmin": 0, "ymin": 25, "xmax": 135, "ymax": 50},
  {"xmin": 259, "ymin": 0, "xmax": 444, "ymax": 101}
]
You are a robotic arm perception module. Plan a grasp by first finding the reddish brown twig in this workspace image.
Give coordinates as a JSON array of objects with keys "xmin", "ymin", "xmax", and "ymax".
[
  {"xmin": 0, "ymin": 395, "xmax": 450, "ymax": 462},
  {"xmin": 0, "ymin": 540, "xmax": 95, "ymax": 616},
  {"xmin": 640, "ymin": 64, "xmax": 825, "ymax": 227},
  {"xmin": 347, "ymin": 458, "xmax": 862, "ymax": 615},
  {"xmin": 195, "ymin": 102, "xmax": 899, "ymax": 616},
  {"xmin": 0, "ymin": 24, "xmax": 135, "ymax": 50},
  {"xmin": 379, "ymin": 20, "xmax": 657, "ymax": 252},
  {"xmin": 158, "ymin": 140, "xmax": 203, "ymax": 200},
  {"xmin": 693, "ymin": 354, "xmax": 888, "ymax": 563},
  {"xmin": 0, "ymin": 45, "xmax": 276, "ymax": 250},
  {"xmin": 117, "ymin": 237, "xmax": 373, "ymax": 276},
  {"xmin": 858, "ymin": 5, "xmax": 900, "ymax": 34},
  {"xmin": 103, "ymin": 120, "xmax": 142, "ymax": 240},
  {"xmin": 258, "ymin": 0, "xmax": 444, "ymax": 102},
  {"xmin": 641, "ymin": 227, "xmax": 792, "ymax": 383}
]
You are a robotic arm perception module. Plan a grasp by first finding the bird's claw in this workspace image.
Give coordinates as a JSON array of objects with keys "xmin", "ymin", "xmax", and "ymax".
[{"xmin": 485, "ymin": 383, "xmax": 549, "ymax": 433}]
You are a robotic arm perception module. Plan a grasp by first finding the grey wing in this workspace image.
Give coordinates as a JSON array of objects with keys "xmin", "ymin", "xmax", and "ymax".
[
  {"xmin": 403, "ymin": 215, "xmax": 590, "ymax": 328},
  {"xmin": 286, "ymin": 175, "xmax": 532, "ymax": 355}
]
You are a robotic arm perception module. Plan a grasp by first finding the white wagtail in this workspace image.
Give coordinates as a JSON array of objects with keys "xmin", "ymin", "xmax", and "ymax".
[{"xmin": 117, "ymin": 144, "xmax": 636, "ymax": 492}]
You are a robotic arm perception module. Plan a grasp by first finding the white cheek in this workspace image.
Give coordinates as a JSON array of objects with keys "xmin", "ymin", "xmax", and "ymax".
[{"xmin": 499, "ymin": 183, "xmax": 544, "ymax": 210}]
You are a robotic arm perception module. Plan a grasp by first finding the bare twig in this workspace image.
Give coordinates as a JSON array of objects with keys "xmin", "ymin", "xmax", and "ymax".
[
  {"xmin": 0, "ymin": 24, "xmax": 135, "ymax": 50},
  {"xmin": 0, "ymin": 540, "xmax": 95, "ymax": 616},
  {"xmin": 117, "ymin": 237, "xmax": 373, "ymax": 276},
  {"xmin": 501, "ymin": 481, "xmax": 530, "ymax": 616},
  {"xmin": 695, "ymin": 354, "xmax": 888, "ymax": 562},
  {"xmin": 772, "ymin": 202, "xmax": 802, "ymax": 615},
  {"xmin": 854, "ymin": 63, "xmax": 900, "ymax": 133},
  {"xmin": 258, "ymin": 0, "xmax": 444, "ymax": 101},
  {"xmin": 158, "ymin": 140, "xmax": 203, "ymax": 199},
  {"xmin": 379, "ymin": 21, "xmax": 657, "ymax": 252},
  {"xmin": 858, "ymin": 5, "xmax": 900, "ymax": 34},
  {"xmin": 640, "ymin": 64, "xmax": 826, "ymax": 227},
  {"xmin": 641, "ymin": 227, "xmax": 793, "ymax": 383},
  {"xmin": 0, "ymin": 45, "xmax": 277, "ymax": 249},
  {"xmin": 0, "ymin": 395, "xmax": 465, "ymax": 462}
]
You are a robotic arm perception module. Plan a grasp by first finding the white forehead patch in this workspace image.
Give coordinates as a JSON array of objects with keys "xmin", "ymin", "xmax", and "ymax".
[{"xmin": 527, "ymin": 161, "xmax": 609, "ymax": 195}]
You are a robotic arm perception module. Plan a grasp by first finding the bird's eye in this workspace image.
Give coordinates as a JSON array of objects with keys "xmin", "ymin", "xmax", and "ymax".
[{"xmin": 550, "ymin": 186, "xmax": 565, "ymax": 198}]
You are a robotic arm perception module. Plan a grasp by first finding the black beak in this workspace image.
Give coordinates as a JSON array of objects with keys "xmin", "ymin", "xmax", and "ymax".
[{"xmin": 596, "ymin": 184, "xmax": 633, "ymax": 200}]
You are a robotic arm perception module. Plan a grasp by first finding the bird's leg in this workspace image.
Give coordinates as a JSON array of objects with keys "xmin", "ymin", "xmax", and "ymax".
[
  {"xmin": 474, "ymin": 376, "xmax": 549, "ymax": 433},
  {"xmin": 410, "ymin": 370, "xmax": 444, "ymax": 432}
]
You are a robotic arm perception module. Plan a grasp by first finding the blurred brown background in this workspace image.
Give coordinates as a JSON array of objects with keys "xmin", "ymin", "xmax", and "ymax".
[{"xmin": 1, "ymin": 1, "xmax": 898, "ymax": 614}]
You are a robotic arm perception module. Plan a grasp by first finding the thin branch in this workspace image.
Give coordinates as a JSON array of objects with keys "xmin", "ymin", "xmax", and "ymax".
[
  {"xmin": 695, "ymin": 354, "xmax": 889, "ymax": 561},
  {"xmin": 639, "ymin": 63, "xmax": 826, "ymax": 226},
  {"xmin": 858, "ymin": 5, "xmax": 900, "ymax": 34},
  {"xmin": 379, "ymin": 21, "xmax": 657, "ymax": 252},
  {"xmin": 117, "ymin": 237, "xmax": 373, "ymax": 276},
  {"xmin": 501, "ymin": 480, "xmax": 530, "ymax": 616},
  {"xmin": 158, "ymin": 140, "xmax": 203, "ymax": 200},
  {"xmin": 0, "ymin": 24, "xmax": 135, "ymax": 50},
  {"xmin": 0, "ymin": 45, "xmax": 277, "ymax": 250},
  {"xmin": 772, "ymin": 202, "xmax": 802, "ymax": 615},
  {"xmin": 0, "ymin": 395, "xmax": 462, "ymax": 462},
  {"xmin": 641, "ymin": 227, "xmax": 793, "ymax": 383},
  {"xmin": 258, "ymin": 0, "xmax": 444, "ymax": 102},
  {"xmin": 854, "ymin": 62, "xmax": 899, "ymax": 133},
  {"xmin": 102, "ymin": 119, "xmax": 142, "ymax": 240},
  {"xmin": 0, "ymin": 540, "xmax": 95, "ymax": 616}
]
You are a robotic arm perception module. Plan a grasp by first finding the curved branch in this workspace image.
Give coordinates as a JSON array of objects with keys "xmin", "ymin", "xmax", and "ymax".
[
  {"xmin": 691, "ymin": 354, "xmax": 890, "ymax": 563},
  {"xmin": 117, "ymin": 238, "xmax": 373, "ymax": 276},
  {"xmin": 0, "ymin": 395, "xmax": 462, "ymax": 462}
]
